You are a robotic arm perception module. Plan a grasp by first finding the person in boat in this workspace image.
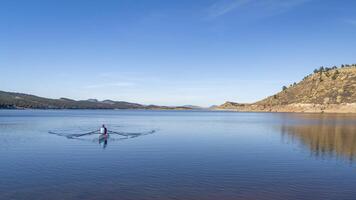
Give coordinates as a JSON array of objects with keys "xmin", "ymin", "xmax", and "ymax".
[
  {"xmin": 99, "ymin": 124, "xmax": 108, "ymax": 148},
  {"xmin": 100, "ymin": 124, "xmax": 108, "ymax": 135}
]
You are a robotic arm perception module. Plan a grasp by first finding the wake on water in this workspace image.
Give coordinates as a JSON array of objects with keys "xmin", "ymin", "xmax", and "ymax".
[{"xmin": 48, "ymin": 128, "xmax": 156, "ymax": 142}]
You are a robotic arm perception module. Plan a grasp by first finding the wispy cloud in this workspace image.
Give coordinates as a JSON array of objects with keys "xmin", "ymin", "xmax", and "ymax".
[
  {"xmin": 208, "ymin": 0, "xmax": 252, "ymax": 18},
  {"xmin": 207, "ymin": 0, "xmax": 310, "ymax": 19},
  {"xmin": 83, "ymin": 82, "xmax": 135, "ymax": 89}
]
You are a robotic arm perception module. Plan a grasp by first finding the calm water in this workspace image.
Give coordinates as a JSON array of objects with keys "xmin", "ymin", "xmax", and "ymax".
[{"xmin": 1, "ymin": 110, "xmax": 356, "ymax": 200}]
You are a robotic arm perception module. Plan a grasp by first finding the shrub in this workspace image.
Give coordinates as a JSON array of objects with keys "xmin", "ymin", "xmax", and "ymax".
[{"xmin": 332, "ymin": 70, "xmax": 340, "ymax": 80}]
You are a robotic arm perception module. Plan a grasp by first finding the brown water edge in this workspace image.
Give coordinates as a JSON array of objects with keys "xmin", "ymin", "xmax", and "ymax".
[{"xmin": 215, "ymin": 103, "xmax": 356, "ymax": 113}]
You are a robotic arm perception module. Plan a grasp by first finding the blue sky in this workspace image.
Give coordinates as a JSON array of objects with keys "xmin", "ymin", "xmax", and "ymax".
[{"xmin": 1, "ymin": 0, "xmax": 356, "ymax": 106}]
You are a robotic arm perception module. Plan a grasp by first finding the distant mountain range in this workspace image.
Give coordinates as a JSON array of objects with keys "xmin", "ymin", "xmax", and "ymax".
[
  {"xmin": 216, "ymin": 65, "xmax": 356, "ymax": 113},
  {"xmin": 0, "ymin": 91, "xmax": 191, "ymax": 110}
]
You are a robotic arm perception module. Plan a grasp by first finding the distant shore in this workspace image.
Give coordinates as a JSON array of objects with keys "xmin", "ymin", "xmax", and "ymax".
[
  {"xmin": 0, "ymin": 90, "xmax": 196, "ymax": 110},
  {"xmin": 0, "ymin": 107, "xmax": 194, "ymax": 111}
]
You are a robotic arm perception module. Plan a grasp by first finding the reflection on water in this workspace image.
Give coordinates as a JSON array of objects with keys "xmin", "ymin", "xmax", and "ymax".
[
  {"xmin": 280, "ymin": 114, "xmax": 356, "ymax": 162},
  {"xmin": 99, "ymin": 134, "xmax": 108, "ymax": 149}
]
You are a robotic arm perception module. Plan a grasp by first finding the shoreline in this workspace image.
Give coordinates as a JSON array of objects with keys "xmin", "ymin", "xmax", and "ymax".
[
  {"xmin": 1, "ymin": 107, "xmax": 356, "ymax": 114},
  {"xmin": 214, "ymin": 103, "xmax": 356, "ymax": 114}
]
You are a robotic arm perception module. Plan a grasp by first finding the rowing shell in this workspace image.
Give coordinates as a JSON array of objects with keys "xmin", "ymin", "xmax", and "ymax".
[{"xmin": 99, "ymin": 134, "xmax": 109, "ymax": 142}]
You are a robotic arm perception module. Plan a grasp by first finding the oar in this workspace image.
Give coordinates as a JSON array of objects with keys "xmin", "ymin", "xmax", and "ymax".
[{"xmin": 48, "ymin": 130, "xmax": 100, "ymax": 139}]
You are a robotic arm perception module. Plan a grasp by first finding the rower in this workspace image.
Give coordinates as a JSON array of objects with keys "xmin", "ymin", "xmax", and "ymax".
[{"xmin": 100, "ymin": 124, "xmax": 108, "ymax": 135}]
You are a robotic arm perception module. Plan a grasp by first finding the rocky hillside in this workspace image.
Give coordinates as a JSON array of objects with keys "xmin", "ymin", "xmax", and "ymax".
[
  {"xmin": 217, "ymin": 101, "xmax": 247, "ymax": 109},
  {"xmin": 258, "ymin": 66, "xmax": 355, "ymax": 105},
  {"xmin": 0, "ymin": 90, "xmax": 191, "ymax": 110},
  {"xmin": 217, "ymin": 65, "xmax": 356, "ymax": 113}
]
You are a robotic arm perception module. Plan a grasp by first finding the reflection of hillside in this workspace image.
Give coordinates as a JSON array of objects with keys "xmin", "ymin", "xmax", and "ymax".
[{"xmin": 280, "ymin": 124, "xmax": 356, "ymax": 161}]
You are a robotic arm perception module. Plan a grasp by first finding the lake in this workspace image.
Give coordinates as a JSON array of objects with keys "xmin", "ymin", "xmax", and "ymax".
[{"xmin": 0, "ymin": 110, "xmax": 356, "ymax": 200}]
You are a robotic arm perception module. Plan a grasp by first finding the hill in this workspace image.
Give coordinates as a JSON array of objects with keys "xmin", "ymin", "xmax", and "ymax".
[
  {"xmin": 0, "ymin": 90, "xmax": 191, "ymax": 110},
  {"xmin": 217, "ymin": 65, "xmax": 356, "ymax": 113}
]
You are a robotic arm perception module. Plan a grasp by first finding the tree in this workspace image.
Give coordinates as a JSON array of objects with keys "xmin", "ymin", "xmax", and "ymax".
[{"xmin": 282, "ymin": 86, "xmax": 287, "ymax": 91}]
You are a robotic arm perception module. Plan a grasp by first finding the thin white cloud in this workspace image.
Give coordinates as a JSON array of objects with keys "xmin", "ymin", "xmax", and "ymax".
[
  {"xmin": 83, "ymin": 82, "xmax": 135, "ymax": 89},
  {"xmin": 207, "ymin": 0, "xmax": 310, "ymax": 19},
  {"xmin": 98, "ymin": 72, "xmax": 113, "ymax": 78},
  {"xmin": 208, "ymin": 0, "xmax": 252, "ymax": 18}
]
